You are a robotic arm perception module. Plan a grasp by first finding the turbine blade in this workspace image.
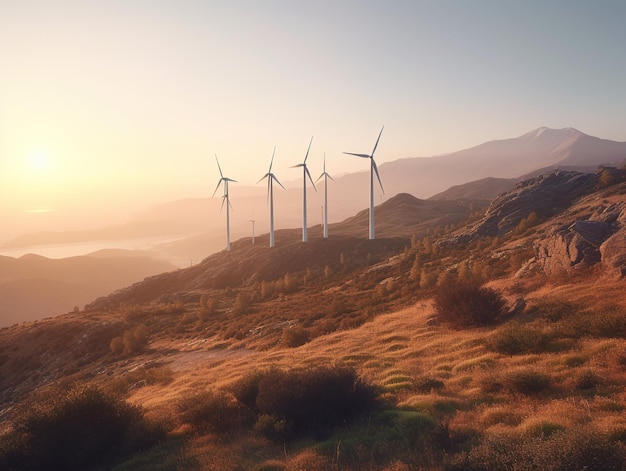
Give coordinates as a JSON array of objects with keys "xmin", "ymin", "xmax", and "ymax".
[
  {"xmin": 257, "ymin": 173, "xmax": 270, "ymax": 184},
  {"xmin": 269, "ymin": 146, "xmax": 276, "ymax": 172},
  {"xmin": 212, "ymin": 179, "xmax": 223, "ymax": 198},
  {"xmin": 328, "ymin": 173, "xmax": 335, "ymax": 182},
  {"xmin": 273, "ymin": 175, "xmax": 286, "ymax": 190},
  {"xmin": 225, "ymin": 177, "xmax": 238, "ymax": 182},
  {"xmin": 305, "ymin": 166, "xmax": 317, "ymax": 192},
  {"xmin": 304, "ymin": 136, "xmax": 313, "ymax": 164},
  {"xmin": 372, "ymin": 159, "xmax": 384, "ymax": 194},
  {"xmin": 343, "ymin": 152, "xmax": 371, "ymax": 158},
  {"xmin": 371, "ymin": 125, "xmax": 384, "ymax": 156},
  {"xmin": 220, "ymin": 195, "xmax": 226, "ymax": 212},
  {"xmin": 215, "ymin": 154, "xmax": 224, "ymax": 178},
  {"xmin": 291, "ymin": 163, "xmax": 305, "ymax": 168}
]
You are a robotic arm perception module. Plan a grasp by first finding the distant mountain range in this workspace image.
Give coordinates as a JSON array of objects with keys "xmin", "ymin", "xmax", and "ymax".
[{"xmin": 3, "ymin": 127, "xmax": 625, "ymax": 262}]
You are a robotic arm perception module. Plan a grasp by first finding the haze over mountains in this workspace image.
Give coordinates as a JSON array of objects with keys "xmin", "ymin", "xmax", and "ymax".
[{"xmin": 2, "ymin": 127, "xmax": 625, "ymax": 265}]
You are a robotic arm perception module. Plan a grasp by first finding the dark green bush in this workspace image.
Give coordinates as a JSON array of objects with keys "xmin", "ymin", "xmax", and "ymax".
[
  {"xmin": 0, "ymin": 385, "xmax": 162, "ymax": 471},
  {"xmin": 433, "ymin": 279, "xmax": 506, "ymax": 327},
  {"xmin": 231, "ymin": 365, "xmax": 378, "ymax": 441}
]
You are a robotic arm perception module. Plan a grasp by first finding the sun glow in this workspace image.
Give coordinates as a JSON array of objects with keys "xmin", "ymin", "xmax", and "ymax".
[{"xmin": 27, "ymin": 148, "xmax": 52, "ymax": 173}]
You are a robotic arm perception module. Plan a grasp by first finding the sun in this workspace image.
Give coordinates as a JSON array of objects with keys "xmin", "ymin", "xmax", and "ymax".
[{"xmin": 27, "ymin": 148, "xmax": 52, "ymax": 173}]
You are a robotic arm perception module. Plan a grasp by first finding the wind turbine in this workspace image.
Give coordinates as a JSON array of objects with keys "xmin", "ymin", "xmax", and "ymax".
[
  {"xmin": 258, "ymin": 147, "xmax": 285, "ymax": 248},
  {"xmin": 291, "ymin": 137, "xmax": 316, "ymax": 242},
  {"xmin": 212, "ymin": 154, "xmax": 237, "ymax": 251},
  {"xmin": 315, "ymin": 153, "xmax": 334, "ymax": 238},
  {"xmin": 249, "ymin": 219, "xmax": 256, "ymax": 245},
  {"xmin": 343, "ymin": 126, "xmax": 384, "ymax": 239}
]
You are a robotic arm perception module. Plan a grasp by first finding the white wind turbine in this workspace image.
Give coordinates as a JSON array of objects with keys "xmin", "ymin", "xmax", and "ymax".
[
  {"xmin": 249, "ymin": 219, "xmax": 256, "ymax": 245},
  {"xmin": 315, "ymin": 153, "xmax": 334, "ymax": 238},
  {"xmin": 212, "ymin": 155, "xmax": 237, "ymax": 251},
  {"xmin": 258, "ymin": 147, "xmax": 285, "ymax": 248},
  {"xmin": 291, "ymin": 137, "xmax": 316, "ymax": 242},
  {"xmin": 343, "ymin": 126, "xmax": 385, "ymax": 240}
]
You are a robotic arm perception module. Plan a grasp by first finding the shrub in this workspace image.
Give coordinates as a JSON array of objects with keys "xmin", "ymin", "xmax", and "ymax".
[
  {"xmin": 177, "ymin": 389, "xmax": 248, "ymax": 433},
  {"xmin": 573, "ymin": 369, "xmax": 603, "ymax": 390},
  {"xmin": 232, "ymin": 365, "xmax": 378, "ymax": 440},
  {"xmin": 433, "ymin": 278, "xmax": 506, "ymax": 327},
  {"xmin": 282, "ymin": 327, "xmax": 310, "ymax": 348},
  {"xmin": 110, "ymin": 324, "xmax": 150, "ymax": 355},
  {"xmin": 486, "ymin": 321, "xmax": 551, "ymax": 355},
  {"xmin": 447, "ymin": 426, "xmax": 626, "ymax": 471},
  {"xmin": 504, "ymin": 368, "xmax": 551, "ymax": 395},
  {"xmin": 0, "ymin": 385, "xmax": 162, "ymax": 471}
]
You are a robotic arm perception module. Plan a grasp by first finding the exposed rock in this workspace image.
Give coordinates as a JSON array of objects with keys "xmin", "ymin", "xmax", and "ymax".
[
  {"xmin": 441, "ymin": 170, "xmax": 599, "ymax": 246},
  {"xmin": 534, "ymin": 200, "xmax": 626, "ymax": 277},
  {"xmin": 600, "ymin": 228, "xmax": 626, "ymax": 277}
]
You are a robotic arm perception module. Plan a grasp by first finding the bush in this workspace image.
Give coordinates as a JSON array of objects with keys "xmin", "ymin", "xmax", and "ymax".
[
  {"xmin": 231, "ymin": 365, "xmax": 378, "ymax": 440},
  {"xmin": 282, "ymin": 327, "xmax": 310, "ymax": 348},
  {"xmin": 110, "ymin": 324, "xmax": 149, "ymax": 355},
  {"xmin": 486, "ymin": 321, "xmax": 551, "ymax": 355},
  {"xmin": 177, "ymin": 389, "xmax": 247, "ymax": 433},
  {"xmin": 0, "ymin": 385, "xmax": 162, "ymax": 471},
  {"xmin": 504, "ymin": 368, "xmax": 551, "ymax": 395},
  {"xmin": 434, "ymin": 278, "xmax": 506, "ymax": 327},
  {"xmin": 447, "ymin": 427, "xmax": 626, "ymax": 471}
]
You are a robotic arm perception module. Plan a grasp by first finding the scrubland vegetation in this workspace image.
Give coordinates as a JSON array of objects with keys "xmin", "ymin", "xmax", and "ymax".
[{"xmin": 2, "ymin": 182, "xmax": 626, "ymax": 469}]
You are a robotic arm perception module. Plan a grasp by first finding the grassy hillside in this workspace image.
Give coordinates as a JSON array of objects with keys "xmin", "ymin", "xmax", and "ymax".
[{"xmin": 1, "ymin": 173, "xmax": 625, "ymax": 470}]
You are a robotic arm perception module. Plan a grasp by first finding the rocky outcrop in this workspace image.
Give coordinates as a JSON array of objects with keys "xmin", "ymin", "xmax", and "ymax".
[
  {"xmin": 534, "ymin": 201, "xmax": 626, "ymax": 277},
  {"xmin": 442, "ymin": 170, "xmax": 600, "ymax": 246}
]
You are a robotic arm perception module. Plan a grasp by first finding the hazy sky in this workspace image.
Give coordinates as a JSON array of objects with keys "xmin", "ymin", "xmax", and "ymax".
[{"xmin": 1, "ymin": 0, "xmax": 625, "ymax": 239}]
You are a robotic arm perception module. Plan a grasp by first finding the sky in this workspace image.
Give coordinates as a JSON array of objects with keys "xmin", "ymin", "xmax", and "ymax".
[{"xmin": 1, "ymin": 0, "xmax": 626, "ymax": 241}]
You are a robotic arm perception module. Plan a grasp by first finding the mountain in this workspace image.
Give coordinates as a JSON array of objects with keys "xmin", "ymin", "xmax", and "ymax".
[
  {"xmin": 375, "ymin": 127, "xmax": 626, "ymax": 199},
  {"xmin": 428, "ymin": 176, "xmax": 518, "ymax": 204},
  {"xmin": 0, "ymin": 252, "xmax": 176, "ymax": 326},
  {"xmin": 4, "ymin": 127, "xmax": 625, "ymax": 262}
]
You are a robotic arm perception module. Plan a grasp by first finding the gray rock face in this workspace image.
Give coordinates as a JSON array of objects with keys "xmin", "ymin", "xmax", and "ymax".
[
  {"xmin": 442, "ymin": 170, "xmax": 599, "ymax": 246},
  {"xmin": 534, "ymin": 201, "xmax": 626, "ymax": 277}
]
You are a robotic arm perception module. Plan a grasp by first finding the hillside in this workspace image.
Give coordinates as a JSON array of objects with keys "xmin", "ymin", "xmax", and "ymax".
[
  {"xmin": 1, "ymin": 168, "xmax": 626, "ymax": 470},
  {"xmin": 0, "ymin": 252, "xmax": 176, "ymax": 326}
]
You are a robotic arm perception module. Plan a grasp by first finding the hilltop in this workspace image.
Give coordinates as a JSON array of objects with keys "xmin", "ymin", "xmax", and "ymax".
[{"xmin": 1, "ymin": 167, "xmax": 626, "ymax": 470}]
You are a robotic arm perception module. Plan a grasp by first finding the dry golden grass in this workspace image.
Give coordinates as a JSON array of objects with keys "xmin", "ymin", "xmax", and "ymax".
[{"xmin": 123, "ymin": 276, "xmax": 626, "ymax": 465}]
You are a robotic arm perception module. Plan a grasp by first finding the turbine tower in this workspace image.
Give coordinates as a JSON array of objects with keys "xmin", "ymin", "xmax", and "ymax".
[
  {"xmin": 249, "ymin": 219, "xmax": 256, "ymax": 245},
  {"xmin": 291, "ymin": 137, "xmax": 316, "ymax": 242},
  {"xmin": 343, "ymin": 126, "xmax": 385, "ymax": 240},
  {"xmin": 212, "ymin": 154, "xmax": 237, "ymax": 251},
  {"xmin": 315, "ymin": 153, "xmax": 334, "ymax": 238},
  {"xmin": 258, "ymin": 147, "xmax": 285, "ymax": 248}
]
